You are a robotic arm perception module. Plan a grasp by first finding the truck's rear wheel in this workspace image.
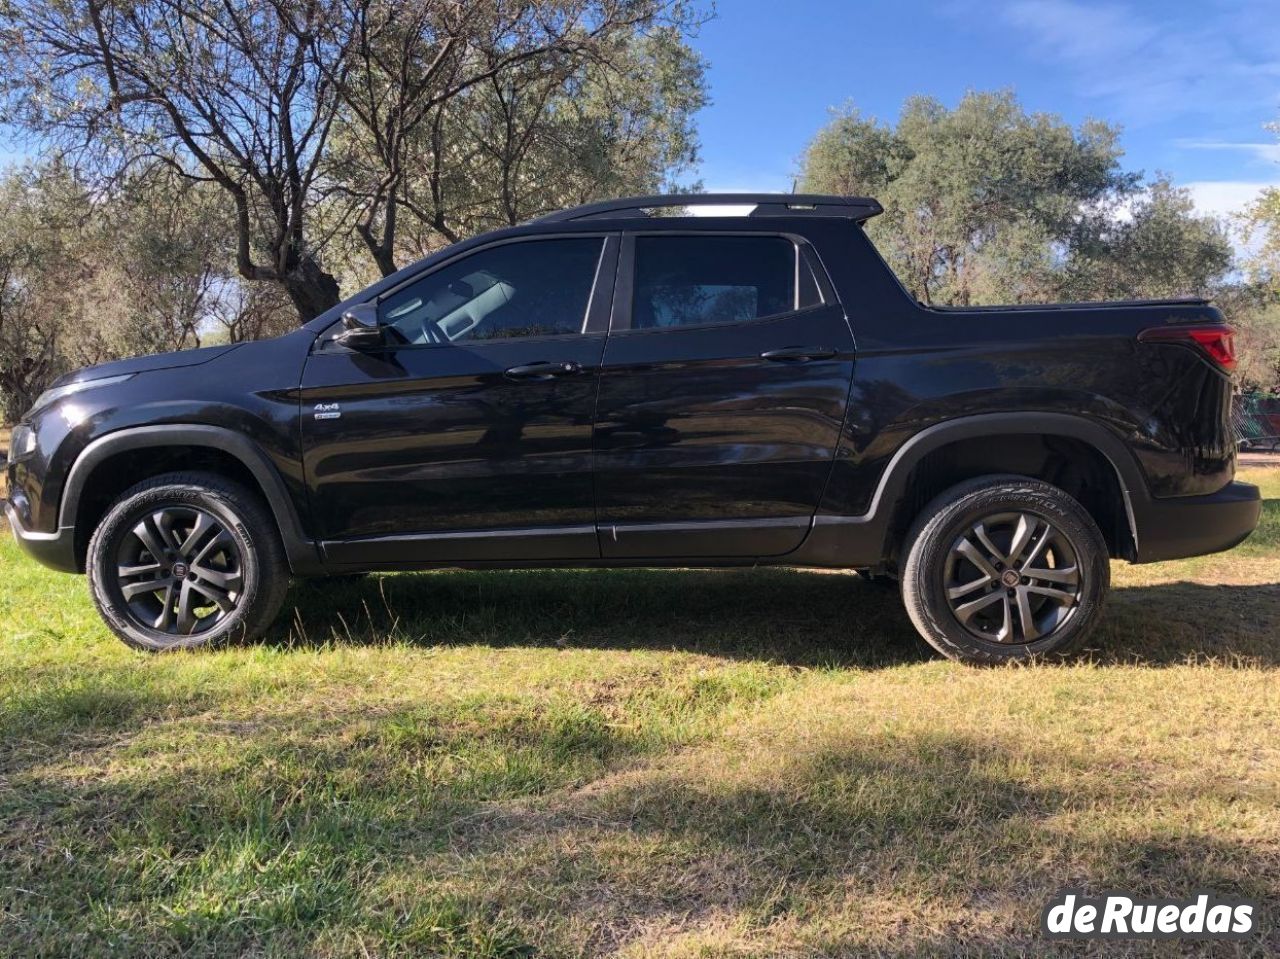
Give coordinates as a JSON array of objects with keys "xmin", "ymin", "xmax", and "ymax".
[
  {"xmin": 87, "ymin": 472, "xmax": 289, "ymax": 651},
  {"xmin": 900, "ymin": 475, "xmax": 1109, "ymax": 664}
]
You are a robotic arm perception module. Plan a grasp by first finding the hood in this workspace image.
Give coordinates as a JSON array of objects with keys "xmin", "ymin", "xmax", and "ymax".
[{"xmin": 50, "ymin": 344, "xmax": 244, "ymax": 389}]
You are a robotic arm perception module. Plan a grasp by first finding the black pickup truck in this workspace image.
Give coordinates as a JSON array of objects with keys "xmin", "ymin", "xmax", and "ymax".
[{"xmin": 4, "ymin": 194, "xmax": 1261, "ymax": 664}]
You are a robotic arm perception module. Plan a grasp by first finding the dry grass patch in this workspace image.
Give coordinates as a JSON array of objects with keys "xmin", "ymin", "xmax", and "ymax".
[{"xmin": 409, "ymin": 665, "xmax": 1280, "ymax": 956}]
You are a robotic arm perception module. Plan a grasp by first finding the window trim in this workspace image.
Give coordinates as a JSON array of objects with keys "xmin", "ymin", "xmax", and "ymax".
[
  {"xmin": 324, "ymin": 233, "xmax": 618, "ymax": 351},
  {"xmin": 611, "ymin": 230, "xmax": 834, "ymax": 335}
]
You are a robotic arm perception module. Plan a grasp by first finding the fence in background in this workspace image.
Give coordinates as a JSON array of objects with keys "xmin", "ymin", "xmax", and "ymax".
[{"xmin": 1234, "ymin": 393, "xmax": 1280, "ymax": 452}]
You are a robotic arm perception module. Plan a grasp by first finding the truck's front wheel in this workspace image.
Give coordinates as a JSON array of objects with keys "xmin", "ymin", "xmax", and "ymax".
[
  {"xmin": 900, "ymin": 475, "xmax": 1109, "ymax": 664},
  {"xmin": 87, "ymin": 472, "xmax": 289, "ymax": 651}
]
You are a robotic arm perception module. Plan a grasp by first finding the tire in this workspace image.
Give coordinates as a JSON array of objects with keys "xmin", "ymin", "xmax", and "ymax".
[
  {"xmin": 900, "ymin": 475, "xmax": 1109, "ymax": 665},
  {"xmin": 87, "ymin": 471, "xmax": 289, "ymax": 651}
]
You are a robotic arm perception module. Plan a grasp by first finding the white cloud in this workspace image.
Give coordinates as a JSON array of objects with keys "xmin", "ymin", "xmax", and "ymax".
[
  {"xmin": 1004, "ymin": 0, "xmax": 1156, "ymax": 66},
  {"xmin": 995, "ymin": 0, "xmax": 1280, "ymax": 121},
  {"xmin": 1181, "ymin": 181, "xmax": 1278, "ymax": 258},
  {"xmin": 1182, "ymin": 180, "xmax": 1275, "ymax": 219},
  {"xmin": 1176, "ymin": 139, "xmax": 1280, "ymax": 166}
]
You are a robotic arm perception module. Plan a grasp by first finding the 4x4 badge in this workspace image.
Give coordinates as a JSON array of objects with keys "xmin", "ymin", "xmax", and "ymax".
[{"xmin": 313, "ymin": 402, "xmax": 341, "ymax": 421}]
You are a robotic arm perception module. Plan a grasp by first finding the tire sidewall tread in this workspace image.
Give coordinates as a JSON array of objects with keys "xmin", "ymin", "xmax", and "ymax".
[
  {"xmin": 87, "ymin": 471, "xmax": 289, "ymax": 652},
  {"xmin": 900, "ymin": 474, "xmax": 1109, "ymax": 665}
]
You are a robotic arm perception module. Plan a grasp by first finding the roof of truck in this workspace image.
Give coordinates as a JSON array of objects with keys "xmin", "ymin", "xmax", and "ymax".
[{"xmin": 532, "ymin": 193, "xmax": 884, "ymax": 224}]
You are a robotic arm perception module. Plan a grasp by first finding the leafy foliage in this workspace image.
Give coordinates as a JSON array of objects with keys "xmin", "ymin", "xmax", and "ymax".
[
  {"xmin": 0, "ymin": 0, "xmax": 706, "ymax": 413},
  {"xmin": 800, "ymin": 91, "xmax": 1232, "ymax": 307},
  {"xmin": 0, "ymin": 164, "xmax": 296, "ymax": 420},
  {"xmin": 1237, "ymin": 175, "xmax": 1280, "ymax": 391},
  {"xmin": 0, "ymin": 0, "xmax": 707, "ymax": 318}
]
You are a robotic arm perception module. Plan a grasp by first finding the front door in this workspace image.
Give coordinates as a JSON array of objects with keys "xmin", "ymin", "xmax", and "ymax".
[
  {"xmin": 301, "ymin": 234, "xmax": 616, "ymax": 566},
  {"xmin": 594, "ymin": 231, "xmax": 855, "ymax": 558}
]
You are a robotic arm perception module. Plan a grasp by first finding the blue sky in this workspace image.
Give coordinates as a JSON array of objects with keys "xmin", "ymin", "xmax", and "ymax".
[
  {"xmin": 4, "ymin": 0, "xmax": 1277, "ymax": 222},
  {"xmin": 689, "ymin": 0, "xmax": 1280, "ymax": 219}
]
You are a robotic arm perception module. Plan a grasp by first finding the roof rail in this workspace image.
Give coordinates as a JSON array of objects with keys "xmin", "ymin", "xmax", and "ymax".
[{"xmin": 532, "ymin": 193, "xmax": 884, "ymax": 224}]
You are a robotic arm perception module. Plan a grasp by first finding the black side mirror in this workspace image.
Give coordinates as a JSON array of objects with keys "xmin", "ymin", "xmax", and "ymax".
[{"xmin": 336, "ymin": 304, "xmax": 384, "ymax": 350}]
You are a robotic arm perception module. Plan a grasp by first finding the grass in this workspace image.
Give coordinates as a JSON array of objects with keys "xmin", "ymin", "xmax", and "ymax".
[{"xmin": 1, "ymin": 467, "xmax": 1278, "ymax": 957}]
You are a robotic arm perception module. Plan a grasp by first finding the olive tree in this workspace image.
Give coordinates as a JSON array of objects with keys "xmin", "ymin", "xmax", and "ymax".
[
  {"xmin": 0, "ymin": 0, "xmax": 358, "ymax": 320},
  {"xmin": 0, "ymin": 0, "xmax": 706, "ymax": 318},
  {"xmin": 799, "ymin": 91, "xmax": 1231, "ymax": 306},
  {"xmin": 324, "ymin": 2, "xmax": 705, "ymax": 276},
  {"xmin": 0, "ymin": 163, "xmax": 244, "ymax": 418},
  {"xmin": 1235, "ymin": 172, "xmax": 1280, "ymax": 390},
  {"xmin": 0, "ymin": 168, "xmax": 82, "ymax": 420}
]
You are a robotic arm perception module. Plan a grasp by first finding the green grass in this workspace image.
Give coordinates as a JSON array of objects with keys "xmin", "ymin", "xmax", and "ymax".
[{"xmin": 2, "ymin": 468, "xmax": 1279, "ymax": 957}]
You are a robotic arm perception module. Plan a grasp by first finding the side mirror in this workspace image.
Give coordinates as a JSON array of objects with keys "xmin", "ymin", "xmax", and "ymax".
[{"xmin": 336, "ymin": 304, "xmax": 384, "ymax": 350}]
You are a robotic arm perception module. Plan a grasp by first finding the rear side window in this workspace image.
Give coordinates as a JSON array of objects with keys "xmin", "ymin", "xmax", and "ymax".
[
  {"xmin": 378, "ymin": 238, "xmax": 603, "ymax": 345},
  {"xmin": 632, "ymin": 236, "xmax": 803, "ymax": 330}
]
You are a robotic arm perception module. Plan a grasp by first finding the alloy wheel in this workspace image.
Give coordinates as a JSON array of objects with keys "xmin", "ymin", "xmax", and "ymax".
[
  {"xmin": 114, "ymin": 506, "xmax": 244, "ymax": 636},
  {"xmin": 942, "ymin": 511, "xmax": 1082, "ymax": 644}
]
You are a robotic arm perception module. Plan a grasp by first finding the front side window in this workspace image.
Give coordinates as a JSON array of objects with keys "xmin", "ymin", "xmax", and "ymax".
[
  {"xmin": 378, "ymin": 238, "xmax": 603, "ymax": 345},
  {"xmin": 631, "ymin": 235, "xmax": 799, "ymax": 330}
]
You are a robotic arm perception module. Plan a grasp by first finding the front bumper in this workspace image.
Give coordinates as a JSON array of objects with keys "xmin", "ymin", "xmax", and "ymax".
[
  {"xmin": 5, "ymin": 500, "xmax": 79, "ymax": 573},
  {"xmin": 1133, "ymin": 481, "xmax": 1263, "ymax": 564}
]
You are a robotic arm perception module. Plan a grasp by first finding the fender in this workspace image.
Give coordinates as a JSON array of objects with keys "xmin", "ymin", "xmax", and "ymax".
[
  {"xmin": 59, "ymin": 424, "xmax": 324, "ymax": 575},
  {"xmin": 789, "ymin": 411, "xmax": 1148, "ymax": 569}
]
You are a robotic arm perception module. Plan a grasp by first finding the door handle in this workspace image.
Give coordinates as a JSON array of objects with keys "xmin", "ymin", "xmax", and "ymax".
[
  {"xmin": 504, "ymin": 360, "xmax": 582, "ymax": 381},
  {"xmin": 760, "ymin": 346, "xmax": 837, "ymax": 362}
]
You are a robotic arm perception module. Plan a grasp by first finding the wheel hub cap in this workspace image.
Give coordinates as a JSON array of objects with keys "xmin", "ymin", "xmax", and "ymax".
[
  {"xmin": 943, "ymin": 511, "xmax": 1083, "ymax": 645},
  {"xmin": 114, "ymin": 506, "xmax": 243, "ymax": 636}
]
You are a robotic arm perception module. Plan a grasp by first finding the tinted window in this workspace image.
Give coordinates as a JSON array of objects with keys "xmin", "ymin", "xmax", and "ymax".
[
  {"xmin": 632, "ymin": 236, "xmax": 797, "ymax": 330},
  {"xmin": 379, "ymin": 238, "xmax": 602, "ymax": 345}
]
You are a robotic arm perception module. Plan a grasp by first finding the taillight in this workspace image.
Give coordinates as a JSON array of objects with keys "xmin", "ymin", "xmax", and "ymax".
[{"xmin": 1138, "ymin": 324, "xmax": 1236, "ymax": 372}]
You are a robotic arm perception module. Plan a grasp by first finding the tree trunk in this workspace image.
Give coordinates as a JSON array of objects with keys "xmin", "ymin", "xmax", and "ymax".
[
  {"xmin": 355, "ymin": 228, "xmax": 398, "ymax": 278},
  {"xmin": 282, "ymin": 255, "xmax": 342, "ymax": 322}
]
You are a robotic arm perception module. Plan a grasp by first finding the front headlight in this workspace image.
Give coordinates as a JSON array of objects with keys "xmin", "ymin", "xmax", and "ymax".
[
  {"xmin": 8, "ymin": 423, "xmax": 36, "ymax": 459},
  {"xmin": 30, "ymin": 373, "xmax": 135, "ymax": 413}
]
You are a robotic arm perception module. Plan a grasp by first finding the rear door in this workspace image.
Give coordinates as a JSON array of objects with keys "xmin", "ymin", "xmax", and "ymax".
[
  {"xmin": 594, "ymin": 231, "xmax": 856, "ymax": 558},
  {"xmin": 300, "ymin": 234, "xmax": 617, "ymax": 566}
]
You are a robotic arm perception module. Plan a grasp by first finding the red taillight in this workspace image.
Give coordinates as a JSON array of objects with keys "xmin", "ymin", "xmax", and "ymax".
[{"xmin": 1138, "ymin": 324, "xmax": 1236, "ymax": 372}]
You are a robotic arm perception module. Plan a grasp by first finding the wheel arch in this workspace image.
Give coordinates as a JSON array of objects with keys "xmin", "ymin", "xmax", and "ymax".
[
  {"xmin": 794, "ymin": 412, "xmax": 1147, "ymax": 569},
  {"xmin": 60, "ymin": 425, "xmax": 322, "ymax": 575}
]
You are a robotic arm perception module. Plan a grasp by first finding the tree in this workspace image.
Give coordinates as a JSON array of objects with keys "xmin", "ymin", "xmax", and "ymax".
[
  {"xmin": 0, "ymin": 162, "xmax": 254, "ymax": 418},
  {"xmin": 0, "ymin": 166, "xmax": 85, "ymax": 421},
  {"xmin": 799, "ymin": 91, "xmax": 1230, "ymax": 306},
  {"xmin": 0, "ymin": 0, "xmax": 706, "ymax": 318},
  {"xmin": 326, "ymin": 2, "xmax": 705, "ymax": 276},
  {"xmin": 1, "ymin": 0, "xmax": 356, "ymax": 320},
  {"xmin": 86, "ymin": 173, "xmax": 232, "ymax": 354},
  {"xmin": 1235, "ymin": 176, "xmax": 1280, "ymax": 391},
  {"xmin": 1242, "ymin": 170, "xmax": 1280, "ymax": 298},
  {"xmin": 206, "ymin": 278, "xmax": 298, "ymax": 344},
  {"xmin": 1065, "ymin": 178, "xmax": 1233, "ymax": 301},
  {"xmin": 1214, "ymin": 282, "xmax": 1280, "ymax": 392}
]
